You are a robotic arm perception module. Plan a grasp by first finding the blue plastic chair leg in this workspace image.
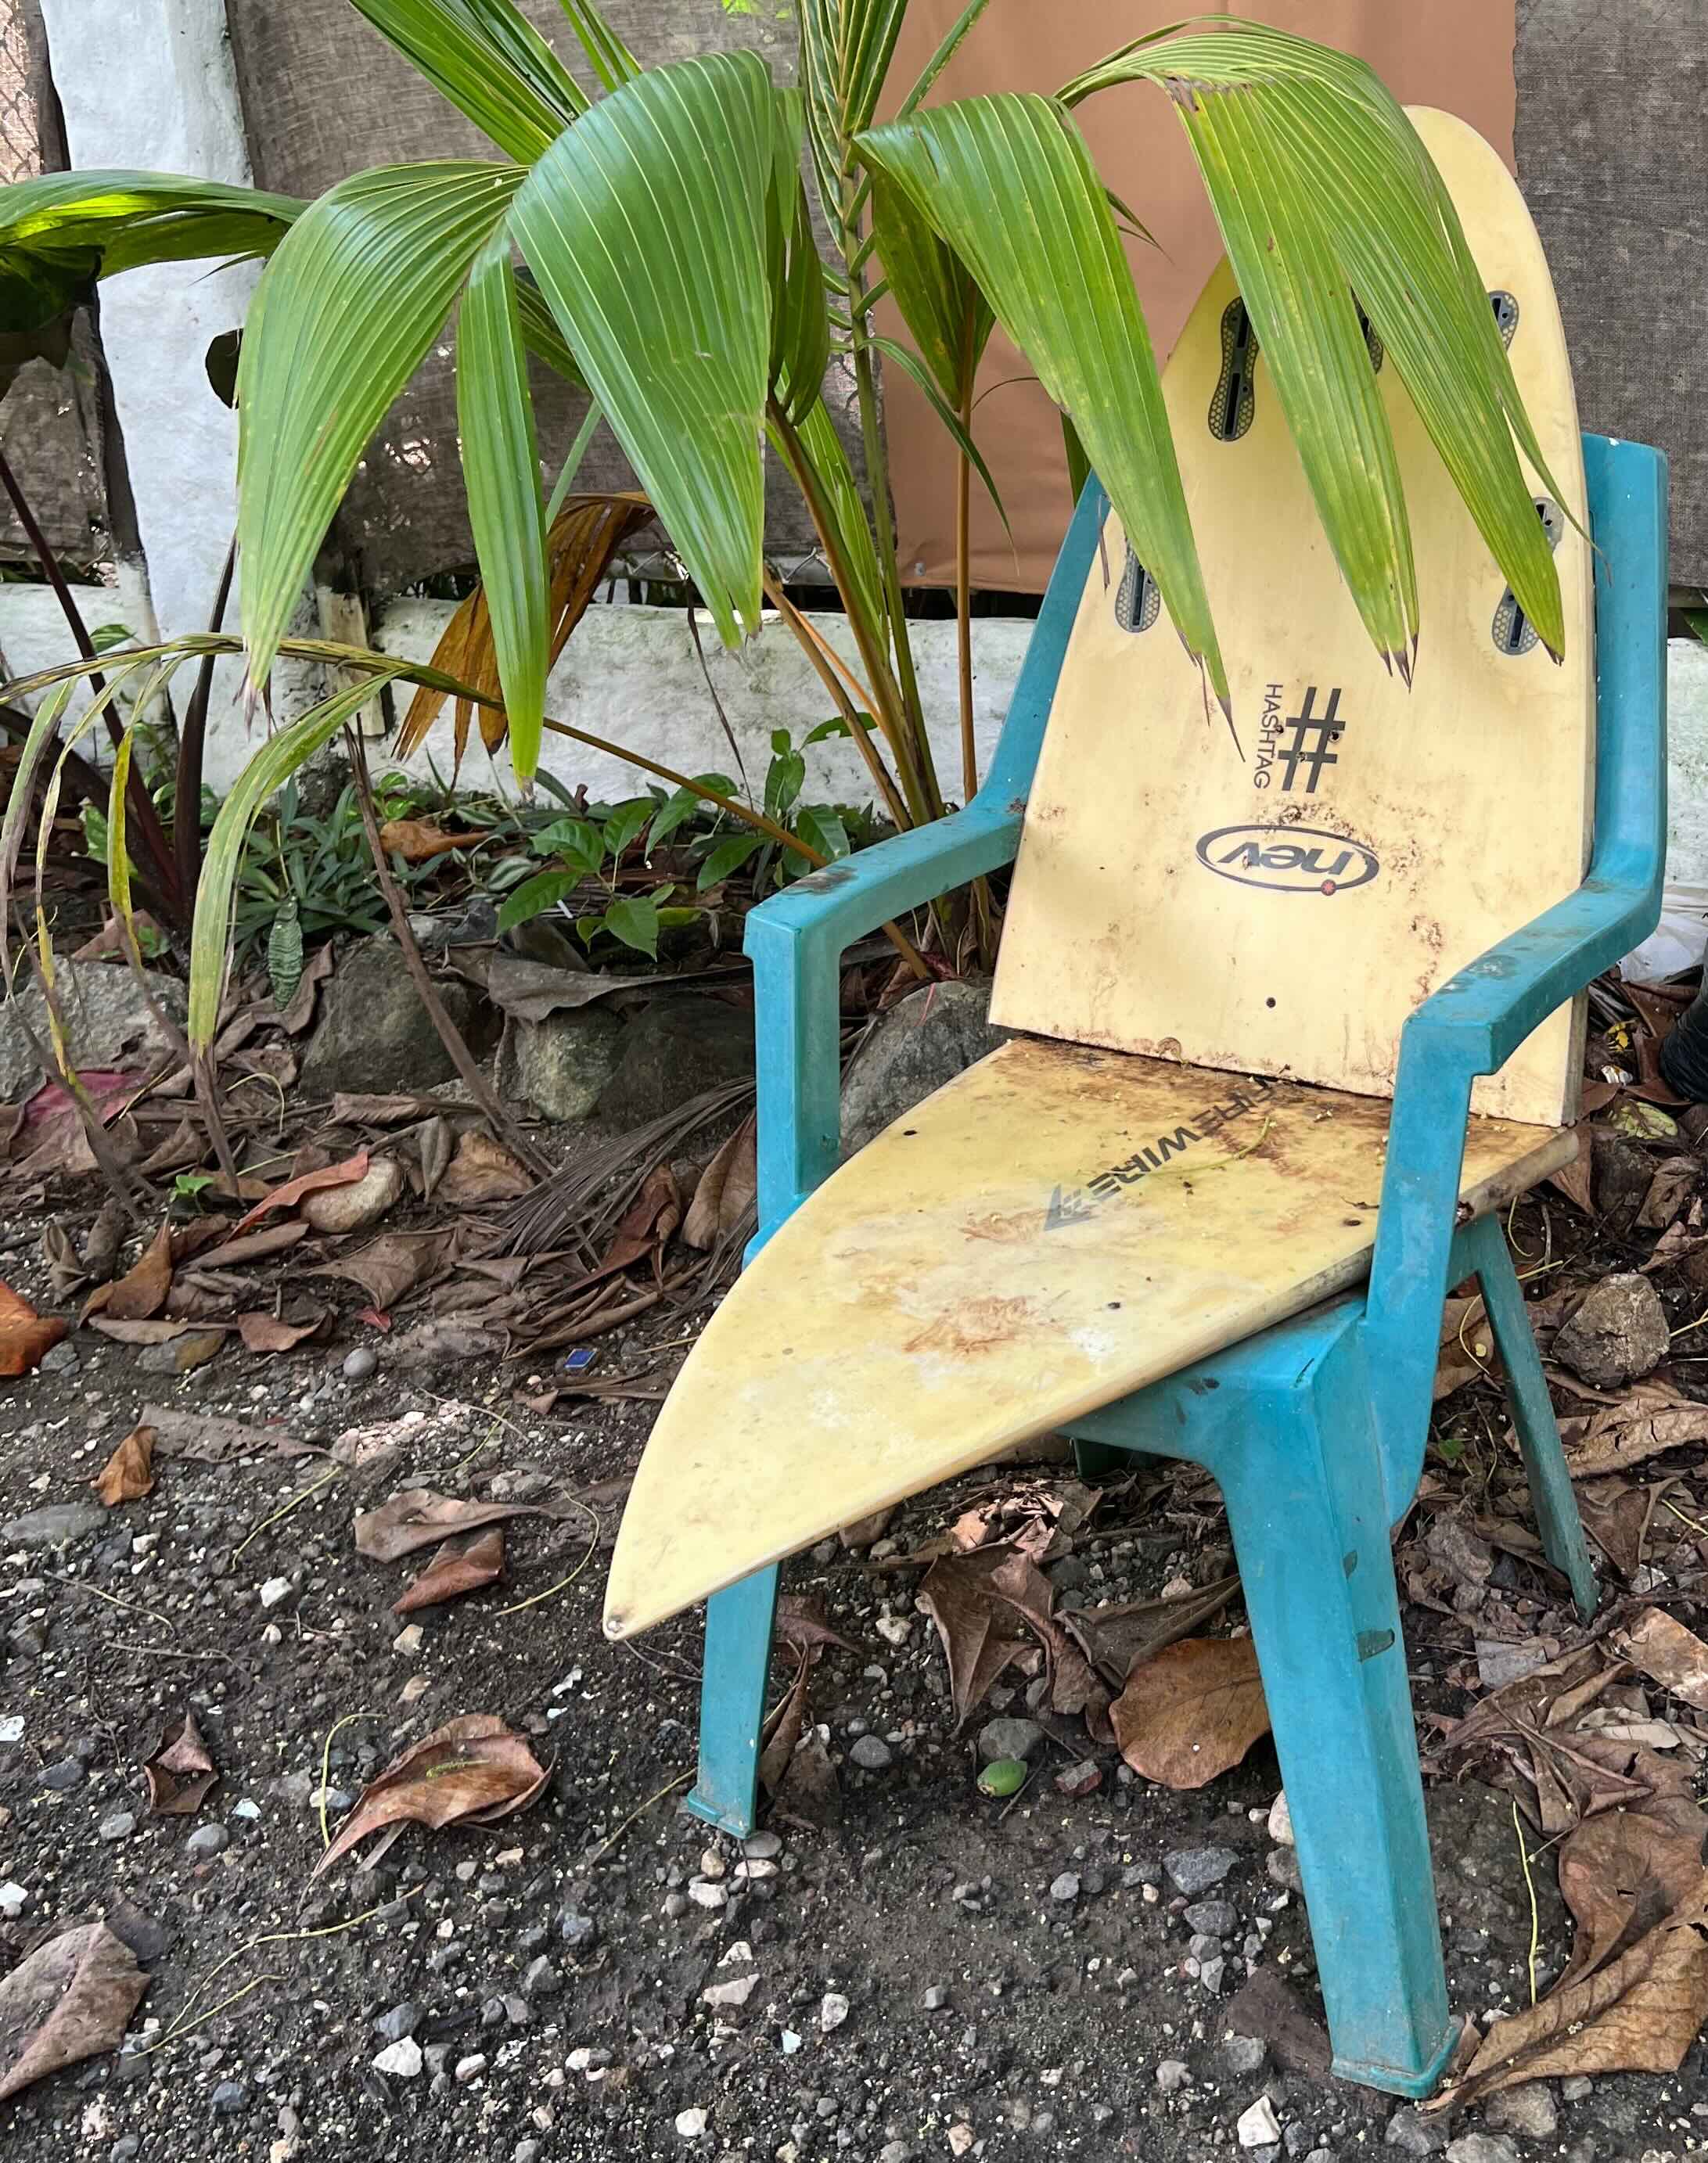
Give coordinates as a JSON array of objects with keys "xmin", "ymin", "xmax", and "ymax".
[
  {"xmin": 1462, "ymin": 1210, "xmax": 1598, "ymax": 1620},
  {"xmin": 1214, "ymin": 1319, "xmax": 1456, "ymax": 2097},
  {"xmin": 685, "ymin": 1565, "xmax": 779, "ymax": 1837}
]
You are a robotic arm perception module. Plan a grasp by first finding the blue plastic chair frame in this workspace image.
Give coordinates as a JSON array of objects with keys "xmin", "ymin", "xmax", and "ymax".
[{"xmin": 685, "ymin": 435, "xmax": 1668, "ymax": 2097}]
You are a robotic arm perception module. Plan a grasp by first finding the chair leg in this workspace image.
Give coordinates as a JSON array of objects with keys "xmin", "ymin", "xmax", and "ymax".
[
  {"xmin": 1214, "ymin": 1328, "xmax": 1455, "ymax": 2097},
  {"xmin": 685, "ymin": 1565, "xmax": 779, "ymax": 1838},
  {"xmin": 1463, "ymin": 1211, "xmax": 1598, "ymax": 1620}
]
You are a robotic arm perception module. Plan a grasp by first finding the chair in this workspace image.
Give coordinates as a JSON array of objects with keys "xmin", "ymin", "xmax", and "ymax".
[{"xmin": 605, "ymin": 111, "xmax": 1667, "ymax": 2099}]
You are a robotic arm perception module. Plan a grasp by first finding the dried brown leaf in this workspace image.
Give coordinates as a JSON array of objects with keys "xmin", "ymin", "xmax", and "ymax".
[
  {"xmin": 436, "ymin": 1130, "xmax": 532, "ymax": 1208},
  {"xmin": 682, "ymin": 1116, "xmax": 757, "ymax": 1251},
  {"xmin": 378, "ymin": 817, "xmax": 493, "ymax": 864},
  {"xmin": 0, "ymin": 1278, "xmax": 68, "ymax": 1377},
  {"xmin": 312, "ymin": 1713, "xmax": 548, "ymax": 1877},
  {"xmin": 93, "ymin": 1425, "xmax": 154, "ymax": 1507},
  {"xmin": 1615, "ymin": 1607, "xmax": 1708, "ymax": 1714},
  {"xmin": 1064, "ymin": 1576, "xmax": 1241, "ymax": 1691},
  {"xmin": 391, "ymin": 1528, "xmax": 506, "ymax": 1614},
  {"xmin": 1562, "ymin": 1382, "xmax": 1708, "ymax": 1479},
  {"xmin": 1556, "ymin": 1745, "xmax": 1707, "ymax": 1987},
  {"xmin": 310, "ymin": 1229, "xmax": 455, "ymax": 1309},
  {"xmin": 145, "ymin": 1405, "xmax": 297, "ymax": 1461},
  {"xmin": 1110, "ymin": 1635, "xmax": 1271, "ymax": 1790},
  {"xmin": 228, "ymin": 1149, "xmax": 369, "ymax": 1238},
  {"xmin": 354, "ymin": 1489, "xmax": 544, "ymax": 1563},
  {"xmin": 0, "ymin": 1923, "xmax": 148, "ymax": 2100},
  {"xmin": 205, "ymin": 1220, "xmax": 310, "ymax": 1269},
  {"xmin": 1640, "ymin": 1158, "xmax": 1699, "ymax": 1233},
  {"xmin": 143, "ymin": 1710, "xmax": 218, "ymax": 1816},
  {"xmin": 98, "ymin": 1222, "xmax": 174, "ymax": 1321},
  {"xmin": 236, "ymin": 1307, "xmax": 329, "ymax": 1356}
]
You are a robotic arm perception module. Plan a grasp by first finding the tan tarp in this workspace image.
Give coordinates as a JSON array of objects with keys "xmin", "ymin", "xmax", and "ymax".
[{"xmin": 883, "ymin": 2, "xmax": 1518, "ymax": 592}]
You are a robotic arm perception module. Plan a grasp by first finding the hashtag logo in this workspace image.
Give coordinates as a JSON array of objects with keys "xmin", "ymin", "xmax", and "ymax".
[{"xmin": 1276, "ymin": 686, "xmax": 1344, "ymax": 793}]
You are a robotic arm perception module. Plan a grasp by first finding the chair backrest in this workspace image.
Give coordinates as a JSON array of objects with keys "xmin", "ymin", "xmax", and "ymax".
[{"xmin": 991, "ymin": 109, "xmax": 1594, "ymax": 1128}]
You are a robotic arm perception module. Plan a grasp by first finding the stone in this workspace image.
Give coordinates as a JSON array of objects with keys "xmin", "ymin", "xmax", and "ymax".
[
  {"xmin": 1447, "ymin": 2140, "xmax": 1521, "ymax": 2163},
  {"xmin": 850, "ymin": 1735, "xmax": 892, "ymax": 1771},
  {"xmin": 1268, "ymin": 1846, "xmax": 1303, "ymax": 1892},
  {"xmin": 1166, "ymin": 1846, "xmax": 1238, "ymax": 1896},
  {"xmin": 0, "ymin": 960, "xmax": 186, "ymax": 1100},
  {"xmin": 0, "ymin": 1883, "xmax": 24, "ymax": 1917},
  {"xmin": 39, "ymin": 1759, "xmax": 84, "ymax": 1792},
  {"xmin": 1188, "ymin": 1901, "xmax": 1239, "ymax": 1937},
  {"xmin": 597, "ymin": 997, "xmax": 756, "ymax": 1126},
  {"xmin": 976, "ymin": 1716, "xmax": 1045, "ymax": 1764},
  {"xmin": 702, "ymin": 1973, "xmax": 759, "ymax": 2010},
  {"xmin": 498, "ymin": 1008, "xmax": 625, "ymax": 1123},
  {"xmin": 300, "ymin": 1157, "xmax": 405, "ymax": 1234},
  {"xmin": 1560, "ymin": 2077, "xmax": 1593, "ymax": 2104},
  {"xmin": 743, "ymin": 1832, "xmax": 782, "ymax": 1862},
  {"xmin": 922, "ymin": 1985, "xmax": 949, "ymax": 2010},
  {"xmin": 454, "ymin": 2055, "xmax": 487, "ymax": 2084},
  {"xmin": 138, "ymin": 1328, "xmax": 225, "ymax": 1376},
  {"xmin": 820, "ymin": 1992, "xmax": 850, "ymax": 2033},
  {"xmin": 99, "ymin": 1812, "xmax": 136, "ymax": 1842},
  {"xmin": 522, "ymin": 1957, "xmax": 560, "ymax": 1998},
  {"xmin": 1484, "ymin": 2085, "xmax": 1558, "ymax": 2139},
  {"xmin": 1049, "ymin": 1872, "xmax": 1081, "ymax": 1903},
  {"xmin": 1156, "ymin": 2061, "xmax": 1192, "ymax": 2094},
  {"xmin": 343, "ymin": 1346, "xmax": 378, "ymax": 1382},
  {"xmin": 372, "ymin": 2003, "xmax": 420, "ymax": 2043},
  {"xmin": 258, "ymin": 1577, "xmax": 293, "ymax": 1611},
  {"xmin": 1589, "ymin": 1128, "xmax": 1659, "ymax": 1229},
  {"xmin": 372, "ymin": 2038, "xmax": 423, "ymax": 2079},
  {"xmin": 675, "ymin": 2107, "xmax": 709, "ymax": 2138},
  {"xmin": 1268, "ymin": 1791, "xmax": 1293, "ymax": 1846},
  {"xmin": 1239, "ymin": 2098, "xmax": 1283, "ymax": 2150},
  {"xmin": 0, "ymin": 1501, "xmax": 106, "ymax": 1550},
  {"xmin": 558, "ymin": 1910, "xmax": 596, "ymax": 1952},
  {"xmin": 1385, "ymin": 2105, "xmax": 1449, "ymax": 2156},
  {"xmin": 1552, "ymin": 1274, "xmax": 1669, "ymax": 1388},
  {"xmin": 186, "ymin": 1824, "xmax": 229, "ymax": 1859},
  {"xmin": 210, "ymin": 2082, "xmax": 246, "ymax": 2115},
  {"xmin": 1222, "ymin": 2034, "xmax": 1267, "ymax": 2076},
  {"xmin": 840, "ymin": 978, "xmax": 1005, "ymax": 1156},
  {"xmin": 299, "ymin": 936, "xmax": 487, "ymax": 1098}
]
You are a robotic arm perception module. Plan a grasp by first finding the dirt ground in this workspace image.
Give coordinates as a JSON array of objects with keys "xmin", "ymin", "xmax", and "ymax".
[{"xmin": 2, "ymin": 1166, "xmax": 1706, "ymax": 2163}]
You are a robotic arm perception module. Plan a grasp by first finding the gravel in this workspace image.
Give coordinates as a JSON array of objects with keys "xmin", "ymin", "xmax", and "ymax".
[{"xmin": 1165, "ymin": 1845, "xmax": 1238, "ymax": 1895}]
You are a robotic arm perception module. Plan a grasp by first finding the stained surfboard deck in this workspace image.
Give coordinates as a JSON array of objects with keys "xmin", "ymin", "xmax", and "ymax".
[
  {"xmin": 992, "ymin": 107, "xmax": 1592, "ymax": 1130},
  {"xmin": 603, "ymin": 1039, "xmax": 1575, "ymax": 1637},
  {"xmin": 604, "ymin": 107, "xmax": 1592, "ymax": 1642}
]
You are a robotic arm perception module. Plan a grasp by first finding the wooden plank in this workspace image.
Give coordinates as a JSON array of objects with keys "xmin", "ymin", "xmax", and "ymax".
[
  {"xmin": 991, "ymin": 109, "xmax": 1594, "ymax": 1127},
  {"xmin": 603, "ymin": 1037, "xmax": 1574, "ymax": 1637}
]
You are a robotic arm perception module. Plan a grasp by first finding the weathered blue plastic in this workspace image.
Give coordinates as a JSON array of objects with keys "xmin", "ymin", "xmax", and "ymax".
[{"xmin": 686, "ymin": 438, "xmax": 1667, "ymax": 2097}]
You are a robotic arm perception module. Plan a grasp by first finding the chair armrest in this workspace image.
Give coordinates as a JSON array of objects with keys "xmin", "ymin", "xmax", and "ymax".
[
  {"xmin": 1364, "ymin": 433, "xmax": 1668, "ymax": 1516},
  {"xmin": 741, "ymin": 474, "xmax": 1110, "ymax": 1238}
]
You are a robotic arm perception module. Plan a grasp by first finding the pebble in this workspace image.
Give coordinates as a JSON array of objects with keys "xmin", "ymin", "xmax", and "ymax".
[
  {"xmin": 820, "ymin": 1992, "xmax": 850, "ymax": 2033},
  {"xmin": 687, "ymin": 1880, "xmax": 727, "ymax": 1910},
  {"xmin": 922, "ymin": 1985, "xmax": 949, "ymax": 2010},
  {"xmin": 1166, "ymin": 1845, "xmax": 1237, "ymax": 1895},
  {"xmin": 258, "ymin": 1577, "xmax": 293, "ymax": 1611},
  {"xmin": 1049, "ymin": 1872, "xmax": 1081, "ymax": 1903},
  {"xmin": 0, "ymin": 1501, "xmax": 106, "ymax": 1549},
  {"xmin": 343, "ymin": 1346, "xmax": 378, "ymax": 1382},
  {"xmin": 1385, "ymin": 2105, "xmax": 1449, "ymax": 2156},
  {"xmin": 454, "ymin": 2055, "xmax": 487, "ymax": 2084},
  {"xmin": 372, "ymin": 2003, "xmax": 420, "ymax": 2043},
  {"xmin": 110, "ymin": 2141, "xmax": 140, "ymax": 2163},
  {"xmin": 976, "ymin": 1716, "xmax": 1045, "ymax": 1764},
  {"xmin": 1223, "ymin": 2034, "xmax": 1267, "ymax": 2076},
  {"xmin": 1447, "ymin": 2140, "xmax": 1521, "ymax": 2163},
  {"xmin": 743, "ymin": 1831, "xmax": 782, "ymax": 1861},
  {"xmin": 0, "ymin": 1716, "xmax": 22, "ymax": 1744},
  {"xmin": 186, "ymin": 1824, "xmax": 229, "ymax": 1860},
  {"xmin": 1156, "ymin": 2060, "xmax": 1192, "ymax": 2094},
  {"xmin": 1485, "ymin": 2086, "xmax": 1558, "ymax": 2139},
  {"xmin": 1268, "ymin": 1847, "xmax": 1304, "ymax": 1892},
  {"xmin": 779, "ymin": 2030, "xmax": 802, "ymax": 2055},
  {"xmin": 1239, "ymin": 2097, "xmax": 1282, "ymax": 2150},
  {"xmin": 1199, "ymin": 1956, "xmax": 1226, "ymax": 1994},
  {"xmin": 522, "ymin": 1956, "xmax": 560, "ymax": 1997},
  {"xmin": 1561, "ymin": 2077, "xmax": 1593, "ymax": 2103},
  {"xmin": 703, "ymin": 1974, "xmax": 759, "ymax": 2010},
  {"xmin": 39, "ymin": 1758, "xmax": 84, "ymax": 1792},
  {"xmin": 1188, "ymin": 1900, "xmax": 1239, "ymax": 1937},
  {"xmin": 879, "ymin": 2143, "xmax": 911, "ymax": 2163},
  {"xmin": 947, "ymin": 2129, "xmax": 976, "ymax": 2158},
  {"xmin": 1054, "ymin": 1760, "xmax": 1102, "ymax": 1798},
  {"xmin": 0, "ymin": 1884, "xmax": 25, "ymax": 1918},
  {"xmin": 210, "ymin": 2082, "xmax": 246, "ymax": 2115},
  {"xmin": 98, "ymin": 1810, "xmax": 137, "ymax": 1842},
  {"xmin": 850, "ymin": 1735, "xmax": 893, "ymax": 1771},
  {"xmin": 675, "ymin": 2107, "xmax": 709, "ymax": 2139},
  {"xmin": 1268, "ymin": 1790, "xmax": 1293, "ymax": 1846},
  {"xmin": 372, "ymin": 2038, "xmax": 423, "ymax": 2079}
]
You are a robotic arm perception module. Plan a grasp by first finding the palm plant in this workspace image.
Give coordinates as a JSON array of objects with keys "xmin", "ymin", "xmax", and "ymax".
[{"xmin": 0, "ymin": 0, "xmax": 1567, "ymax": 1083}]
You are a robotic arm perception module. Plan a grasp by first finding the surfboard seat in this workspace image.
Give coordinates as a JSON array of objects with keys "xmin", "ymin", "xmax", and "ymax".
[{"xmin": 602, "ymin": 1035, "xmax": 1575, "ymax": 1640}]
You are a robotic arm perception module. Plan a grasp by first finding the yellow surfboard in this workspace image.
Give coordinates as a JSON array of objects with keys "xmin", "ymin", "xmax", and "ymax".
[{"xmin": 604, "ymin": 110, "xmax": 1591, "ymax": 1643}]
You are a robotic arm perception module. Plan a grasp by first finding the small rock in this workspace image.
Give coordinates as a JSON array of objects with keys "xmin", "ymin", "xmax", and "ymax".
[
  {"xmin": 1560, "ymin": 2077, "xmax": 1593, "ymax": 2104},
  {"xmin": 1385, "ymin": 2105, "xmax": 1449, "ymax": 2156},
  {"xmin": 0, "ymin": 959, "xmax": 185, "ymax": 1098},
  {"xmin": 780, "ymin": 2030, "xmax": 802, "ymax": 2055},
  {"xmin": 1049, "ymin": 1872, "xmax": 1081, "ymax": 1903},
  {"xmin": 522, "ymin": 1956, "xmax": 559, "ymax": 1998},
  {"xmin": 702, "ymin": 1974, "xmax": 759, "ymax": 2010},
  {"xmin": 186, "ymin": 1824, "xmax": 229, "ymax": 1860},
  {"xmin": 1268, "ymin": 1846, "xmax": 1303, "ymax": 1892},
  {"xmin": 558, "ymin": 1910, "xmax": 596, "ymax": 1952},
  {"xmin": 1156, "ymin": 2060, "xmax": 1192, "ymax": 2094},
  {"xmin": 454, "ymin": 2054, "xmax": 487, "ymax": 2084},
  {"xmin": 258, "ymin": 1577, "xmax": 293, "ymax": 1611},
  {"xmin": 99, "ymin": 1812, "xmax": 136, "ymax": 1843},
  {"xmin": 1484, "ymin": 2085, "xmax": 1558, "ymax": 2139},
  {"xmin": 687, "ymin": 1880, "xmax": 726, "ymax": 1910},
  {"xmin": 1239, "ymin": 2097, "xmax": 1283, "ymax": 2150},
  {"xmin": 210, "ymin": 2082, "xmax": 247, "ymax": 2116},
  {"xmin": 1447, "ymin": 2140, "xmax": 1521, "ymax": 2163},
  {"xmin": 1223, "ymin": 2034, "xmax": 1267, "ymax": 2076},
  {"xmin": 743, "ymin": 1832, "xmax": 782, "ymax": 1861},
  {"xmin": 372, "ymin": 2038, "xmax": 423, "ymax": 2079},
  {"xmin": 820, "ymin": 1992, "xmax": 850, "ymax": 2033},
  {"xmin": 879, "ymin": 2143, "xmax": 911, "ymax": 2163},
  {"xmin": 976, "ymin": 1716, "xmax": 1045, "ymax": 1764},
  {"xmin": 0, "ymin": 1884, "xmax": 25, "ymax": 1917},
  {"xmin": 110, "ymin": 2140, "xmax": 141, "ymax": 2163},
  {"xmin": 302, "ymin": 1157, "xmax": 406, "ymax": 1235},
  {"xmin": 840, "ymin": 977, "xmax": 1005, "ymax": 1155},
  {"xmin": 674, "ymin": 2107, "xmax": 710, "ymax": 2140},
  {"xmin": 372, "ymin": 2003, "xmax": 420, "ymax": 2043},
  {"xmin": 1054, "ymin": 1760, "xmax": 1102, "ymax": 1798},
  {"xmin": 1166, "ymin": 1845, "xmax": 1237, "ymax": 1896},
  {"xmin": 1552, "ymin": 1273, "xmax": 1668, "ymax": 1389},
  {"xmin": 947, "ymin": 2129, "xmax": 976, "ymax": 2157},
  {"xmin": 0, "ymin": 1716, "xmax": 20, "ymax": 1744},
  {"xmin": 599, "ymin": 997, "xmax": 755, "ymax": 1125},
  {"xmin": 39, "ymin": 1759, "xmax": 84, "ymax": 1792},
  {"xmin": 922, "ymin": 1985, "xmax": 949, "ymax": 2011},
  {"xmin": 299, "ymin": 937, "xmax": 484, "ymax": 1098},
  {"xmin": 343, "ymin": 1346, "xmax": 378, "ymax": 1382},
  {"xmin": 1199, "ymin": 1956, "xmax": 1226, "ymax": 1995},
  {"xmin": 498, "ymin": 1007, "xmax": 625, "ymax": 1123},
  {"xmin": 138, "ymin": 1328, "xmax": 224, "ymax": 1376},
  {"xmin": 0, "ymin": 1501, "xmax": 106, "ymax": 1550},
  {"xmin": 850, "ymin": 1735, "xmax": 893, "ymax": 1771},
  {"xmin": 1268, "ymin": 1791, "xmax": 1293, "ymax": 1846},
  {"xmin": 393, "ymin": 1624, "xmax": 424, "ymax": 1656},
  {"xmin": 1187, "ymin": 1900, "xmax": 1239, "ymax": 1937}
]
